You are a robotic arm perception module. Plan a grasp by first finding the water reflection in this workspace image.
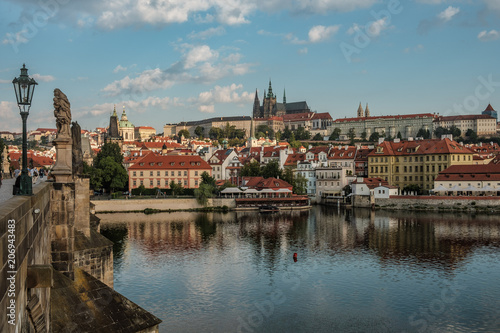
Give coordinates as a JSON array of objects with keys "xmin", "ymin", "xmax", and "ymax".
[{"xmin": 98, "ymin": 208, "xmax": 500, "ymax": 332}]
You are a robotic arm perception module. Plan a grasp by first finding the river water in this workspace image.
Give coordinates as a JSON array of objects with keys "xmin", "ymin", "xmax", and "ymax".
[{"xmin": 98, "ymin": 207, "xmax": 500, "ymax": 333}]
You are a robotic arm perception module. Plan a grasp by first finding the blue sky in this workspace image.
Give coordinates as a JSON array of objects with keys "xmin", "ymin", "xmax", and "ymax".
[{"xmin": 0, "ymin": 0, "xmax": 499, "ymax": 133}]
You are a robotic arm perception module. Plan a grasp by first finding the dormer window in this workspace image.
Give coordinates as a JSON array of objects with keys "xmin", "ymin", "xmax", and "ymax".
[
  {"xmin": 150, "ymin": 162, "xmax": 155, "ymax": 166},
  {"xmin": 140, "ymin": 163, "xmax": 144, "ymax": 166},
  {"xmin": 158, "ymin": 162, "xmax": 162, "ymax": 166},
  {"xmin": 180, "ymin": 162, "xmax": 185, "ymax": 166},
  {"xmin": 170, "ymin": 162, "xmax": 175, "ymax": 166}
]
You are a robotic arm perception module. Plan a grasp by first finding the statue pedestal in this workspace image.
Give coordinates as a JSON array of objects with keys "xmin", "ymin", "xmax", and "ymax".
[{"xmin": 52, "ymin": 136, "xmax": 73, "ymax": 183}]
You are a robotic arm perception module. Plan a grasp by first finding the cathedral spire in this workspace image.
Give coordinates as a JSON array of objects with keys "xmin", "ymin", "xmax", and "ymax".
[
  {"xmin": 357, "ymin": 102, "xmax": 364, "ymax": 118},
  {"xmin": 283, "ymin": 88, "xmax": 287, "ymax": 104},
  {"xmin": 253, "ymin": 89, "xmax": 261, "ymax": 118},
  {"xmin": 365, "ymin": 103, "xmax": 370, "ymax": 117},
  {"xmin": 267, "ymin": 79, "xmax": 273, "ymax": 98},
  {"xmin": 112, "ymin": 104, "xmax": 118, "ymax": 117}
]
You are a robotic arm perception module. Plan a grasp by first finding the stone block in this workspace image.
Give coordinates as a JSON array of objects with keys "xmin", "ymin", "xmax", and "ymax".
[{"xmin": 27, "ymin": 265, "xmax": 53, "ymax": 288}]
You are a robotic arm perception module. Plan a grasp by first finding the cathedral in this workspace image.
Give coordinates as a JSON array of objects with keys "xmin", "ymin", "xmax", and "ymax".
[{"xmin": 252, "ymin": 80, "xmax": 311, "ymax": 118}]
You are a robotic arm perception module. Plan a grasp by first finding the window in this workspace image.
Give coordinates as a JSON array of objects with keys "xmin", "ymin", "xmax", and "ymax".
[
  {"xmin": 133, "ymin": 171, "xmax": 136, "ymax": 176},
  {"xmin": 404, "ymin": 166, "xmax": 407, "ymax": 172},
  {"xmin": 178, "ymin": 171, "xmax": 181, "ymax": 176},
  {"xmin": 396, "ymin": 166, "xmax": 399, "ymax": 172},
  {"xmin": 409, "ymin": 157, "xmax": 412, "ymax": 162},
  {"xmin": 184, "ymin": 171, "xmax": 187, "ymax": 176},
  {"xmin": 150, "ymin": 180, "xmax": 153, "ymax": 186},
  {"xmin": 195, "ymin": 171, "xmax": 198, "ymax": 176},
  {"xmin": 171, "ymin": 171, "xmax": 174, "ymax": 176},
  {"xmin": 165, "ymin": 171, "xmax": 168, "ymax": 176},
  {"xmin": 184, "ymin": 180, "xmax": 187, "ymax": 186},
  {"xmin": 195, "ymin": 180, "xmax": 198, "ymax": 186},
  {"xmin": 157, "ymin": 171, "xmax": 160, "ymax": 176},
  {"xmin": 140, "ymin": 180, "xmax": 143, "ymax": 185},
  {"xmin": 133, "ymin": 180, "xmax": 136, "ymax": 186},
  {"xmin": 157, "ymin": 180, "xmax": 160, "ymax": 186},
  {"xmin": 385, "ymin": 166, "xmax": 388, "ymax": 173},
  {"xmin": 426, "ymin": 156, "xmax": 429, "ymax": 161},
  {"xmin": 150, "ymin": 171, "xmax": 153, "ymax": 176},
  {"xmin": 140, "ymin": 171, "xmax": 143, "ymax": 176}
]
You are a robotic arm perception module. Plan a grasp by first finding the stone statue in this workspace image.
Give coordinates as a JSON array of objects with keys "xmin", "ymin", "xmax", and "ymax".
[
  {"xmin": 71, "ymin": 121, "xmax": 83, "ymax": 177},
  {"xmin": 53, "ymin": 88, "xmax": 71, "ymax": 137}
]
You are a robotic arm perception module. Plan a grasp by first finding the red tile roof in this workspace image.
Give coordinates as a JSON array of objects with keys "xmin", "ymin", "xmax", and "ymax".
[
  {"xmin": 128, "ymin": 153, "xmax": 211, "ymax": 170},
  {"xmin": 436, "ymin": 164, "xmax": 500, "ymax": 181},
  {"xmin": 312, "ymin": 112, "xmax": 332, "ymax": 120},
  {"xmin": 352, "ymin": 177, "xmax": 390, "ymax": 189},
  {"xmin": 435, "ymin": 114, "xmax": 495, "ymax": 122},
  {"xmin": 283, "ymin": 112, "xmax": 315, "ymax": 122},
  {"xmin": 368, "ymin": 138, "xmax": 475, "ymax": 157},
  {"xmin": 243, "ymin": 177, "xmax": 292, "ymax": 190}
]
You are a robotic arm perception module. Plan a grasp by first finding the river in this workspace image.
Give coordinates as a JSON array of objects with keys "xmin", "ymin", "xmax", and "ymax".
[{"xmin": 98, "ymin": 207, "xmax": 500, "ymax": 332}]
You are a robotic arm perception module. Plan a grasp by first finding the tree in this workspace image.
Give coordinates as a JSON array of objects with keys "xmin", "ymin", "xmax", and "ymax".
[
  {"xmin": 312, "ymin": 133, "xmax": 323, "ymax": 141},
  {"xmin": 137, "ymin": 184, "xmax": 146, "ymax": 195},
  {"xmin": 434, "ymin": 127, "xmax": 447, "ymax": 139},
  {"xmin": 361, "ymin": 131, "xmax": 367, "ymax": 142},
  {"xmin": 240, "ymin": 160, "xmax": 262, "ymax": 177},
  {"xmin": 87, "ymin": 143, "xmax": 127, "ymax": 193},
  {"xmin": 369, "ymin": 132, "xmax": 380, "ymax": 142},
  {"xmin": 342, "ymin": 184, "xmax": 352, "ymax": 196},
  {"xmin": 262, "ymin": 160, "xmax": 282, "ymax": 179},
  {"xmin": 275, "ymin": 131, "xmax": 282, "ymax": 141},
  {"xmin": 282, "ymin": 168, "xmax": 307, "ymax": 195},
  {"xmin": 417, "ymin": 128, "xmax": 431, "ymax": 139},
  {"xmin": 449, "ymin": 125, "xmax": 461, "ymax": 138},
  {"xmin": 169, "ymin": 180, "xmax": 184, "ymax": 197},
  {"xmin": 194, "ymin": 126, "xmax": 204, "ymax": 138},
  {"xmin": 397, "ymin": 131, "xmax": 403, "ymax": 139},
  {"xmin": 256, "ymin": 125, "xmax": 274, "ymax": 139},
  {"xmin": 200, "ymin": 171, "xmax": 216, "ymax": 187},
  {"xmin": 99, "ymin": 156, "xmax": 128, "ymax": 193},
  {"xmin": 403, "ymin": 184, "xmax": 422, "ymax": 195},
  {"xmin": 178, "ymin": 129, "xmax": 190, "ymax": 138},
  {"xmin": 294, "ymin": 126, "xmax": 311, "ymax": 140},
  {"xmin": 347, "ymin": 128, "xmax": 356, "ymax": 144},
  {"xmin": 209, "ymin": 127, "xmax": 223, "ymax": 140},
  {"xmin": 282, "ymin": 127, "xmax": 292, "ymax": 141},
  {"xmin": 195, "ymin": 171, "xmax": 217, "ymax": 205},
  {"xmin": 0, "ymin": 138, "xmax": 5, "ymax": 167},
  {"xmin": 466, "ymin": 129, "xmax": 478, "ymax": 143},
  {"xmin": 329, "ymin": 128, "xmax": 341, "ymax": 141}
]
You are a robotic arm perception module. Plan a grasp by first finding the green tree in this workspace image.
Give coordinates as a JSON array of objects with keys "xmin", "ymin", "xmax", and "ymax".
[
  {"xmin": 169, "ymin": 180, "xmax": 184, "ymax": 197},
  {"xmin": 282, "ymin": 127, "xmax": 292, "ymax": 141},
  {"xmin": 342, "ymin": 184, "xmax": 352, "ymax": 196},
  {"xmin": 397, "ymin": 131, "xmax": 403, "ymax": 139},
  {"xmin": 361, "ymin": 131, "xmax": 367, "ymax": 142},
  {"xmin": 449, "ymin": 125, "xmax": 461, "ymax": 138},
  {"xmin": 369, "ymin": 132, "xmax": 380, "ymax": 142},
  {"xmin": 256, "ymin": 125, "xmax": 275, "ymax": 139},
  {"xmin": 94, "ymin": 142, "xmax": 123, "ymax": 166},
  {"xmin": 347, "ymin": 128, "xmax": 356, "ymax": 144},
  {"xmin": 209, "ymin": 127, "xmax": 223, "ymax": 140},
  {"xmin": 434, "ymin": 127, "xmax": 447, "ymax": 138},
  {"xmin": 99, "ymin": 156, "xmax": 128, "ymax": 193},
  {"xmin": 294, "ymin": 127, "xmax": 311, "ymax": 140},
  {"xmin": 329, "ymin": 128, "xmax": 341, "ymax": 141},
  {"xmin": 416, "ymin": 128, "xmax": 431, "ymax": 139},
  {"xmin": 275, "ymin": 131, "xmax": 282, "ymax": 141},
  {"xmin": 282, "ymin": 168, "xmax": 307, "ymax": 195},
  {"xmin": 312, "ymin": 133, "xmax": 323, "ymax": 141},
  {"xmin": 137, "ymin": 184, "xmax": 146, "ymax": 195},
  {"xmin": 466, "ymin": 129, "xmax": 478, "ymax": 143},
  {"xmin": 194, "ymin": 126, "xmax": 204, "ymax": 138},
  {"xmin": 240, "ymin": 160, "xmax": 262, "ymax": 177},
  {"xmin": 194, "ymin": 183, "xmax": 214, "ymax": 205},
  {"xmin": 403, "ymin": 184, "xmax": 422, "ymax": 195},
  {"xmin": 262, "ymin": 160, "xmax": 282, "ymax": 179},
  {"xmin": 0, "ymin": 138, "xmax": 5, "ymax": 168},
  {"xmin": 178, "ymin": 129, "xmax": 190, "ymax": 138},
  {"xmin": 40, "ymin": 135, "xmax": 49, "ymax": 145},
  {"xmin": 201, "ymin": 171, "xmax": 216, "ymax": 187}
]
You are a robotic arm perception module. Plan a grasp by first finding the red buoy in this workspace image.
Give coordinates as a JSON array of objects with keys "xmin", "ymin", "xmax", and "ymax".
[{"xmin": 293, "ymin": 253, "xmax": 298, "ymax": 262}]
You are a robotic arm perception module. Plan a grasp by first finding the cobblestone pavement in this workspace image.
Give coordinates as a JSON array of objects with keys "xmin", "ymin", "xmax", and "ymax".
[{"xmin": 0, "ymin": 177, "xmax": 45, "ymax": 202}]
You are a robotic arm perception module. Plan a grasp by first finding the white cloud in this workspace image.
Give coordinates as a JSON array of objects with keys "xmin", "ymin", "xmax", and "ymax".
[
  {"xmin": 0, "ymin": 101, "xmax": 19, "ymax": 131},
  {"xmin": 102, "ymin": 44, "xmax": 253, "ymax": 97},
  {"xmin": 483, "ymin": 0, "xmax": 500, "ymax": 12},
  {"xmin": 404, "ymin": 44, "xmax": 425, "ymax": 53},
  {"xmin": 113, "ymin": 65, "xmax": 127, "ymax": 73},
  {"xmin": 184, "ymin": 45, "xmax": 218, "ymax": 69},
  {"xmin": 478, "ymin": 30, "xmax": 500, "ymax": 42},
  {"xmin": 195, "ymin": 83, "xmax": 253, "ymax": 113},
  {"xmin": 298, "ymin": 47, "xmax": 308, "ymax": 54},
  {"xmin": 308, "ymin": 25, "xmax": 340, "ymax": 43},
  {"xmin": 348, "ymin": 18, "xmax": 390, "ymax": 38},
  {"xmin": 292, "ymin": 0, "xmax": 377, "ymax": 14},
  {"xmin": 438, "ymin": 6, "xmax": 460, "ymax": 22},
  {"xmin": 2, "ymin": 30, "xmax": 28, "ymax": 45},
  {"xmin": 199, "ymin": 105, "xmax": 215, "ymax": 113},
  {"xmin": 188, "ymin": 26, "xmax": 226, "ymax": 40},
  {"xmin": 31, "ymin": 74, "xmax": 55, "ymax": 82}
]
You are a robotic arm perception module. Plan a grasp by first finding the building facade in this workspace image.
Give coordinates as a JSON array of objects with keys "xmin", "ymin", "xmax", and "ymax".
[
  {"xmin": 368, "ymin": 138, "xmax": 475, "ymax": 192},
  {"xmin": 433, "ymin": 114, "xmax": 496, "ymax": 137},
  {"xmin": 128, "ymin": 153, "xmax": 212, "ymax": 192}
]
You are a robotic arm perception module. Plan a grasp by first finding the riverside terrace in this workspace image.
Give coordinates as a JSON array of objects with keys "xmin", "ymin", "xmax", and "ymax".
[{"xmin": 219, "ymin": 177, "xmax": 310, "ymax": 210}]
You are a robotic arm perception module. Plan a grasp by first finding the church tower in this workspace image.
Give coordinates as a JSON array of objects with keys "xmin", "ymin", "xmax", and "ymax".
[
  {"xmin": 253, "ymin": 89, "xmax": 261, "ymax": 118},
  {"xmin": 357, "ymin": 103, "xmax": 364, "ymax": 118},
  {"xmin": 365, "ymin": 103, "xmax": 370, "ymax": 118},
  {"xmin": 105, "ymin": 105, "xmax": 123, "ymax": 148},
  {"xmin": 262, "ymin": 80, "xmax": 277, "ymax": 118}
]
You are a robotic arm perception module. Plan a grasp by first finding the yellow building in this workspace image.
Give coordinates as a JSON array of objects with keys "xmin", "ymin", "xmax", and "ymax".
[{"xmin": 368, "ymin": 138, "xmax": 475, "ymax": 192}]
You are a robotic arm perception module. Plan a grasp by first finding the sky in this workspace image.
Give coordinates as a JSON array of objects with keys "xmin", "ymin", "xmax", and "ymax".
[{"xmin": 0, "ymin": 0, "xmax": 499, "ymax": 133}]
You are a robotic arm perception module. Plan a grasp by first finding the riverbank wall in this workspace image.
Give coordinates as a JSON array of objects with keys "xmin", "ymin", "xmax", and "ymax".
[
  {"xmin": 92, "ymin": 197, "xmax": 236, "ymax": 213},
  {"xmin": 352, "ymin": 195, "xmax": 500, "ymax": 211}
]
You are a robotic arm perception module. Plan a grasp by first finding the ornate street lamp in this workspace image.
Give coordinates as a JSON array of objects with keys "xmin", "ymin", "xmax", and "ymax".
[{"xmin": 12, "ymin": 64, "xmax": 37, "ymax": 195}]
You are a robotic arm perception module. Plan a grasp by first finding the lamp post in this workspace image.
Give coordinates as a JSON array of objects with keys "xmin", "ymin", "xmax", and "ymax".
[{"xmin": 12, "ymin": 64, "xmax": 37, "ymax": 195}]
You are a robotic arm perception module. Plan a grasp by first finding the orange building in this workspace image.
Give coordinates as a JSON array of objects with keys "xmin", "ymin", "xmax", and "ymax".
[{"xmin": 128, "ymin": 153, "xmax": 211, "ymax": 192}]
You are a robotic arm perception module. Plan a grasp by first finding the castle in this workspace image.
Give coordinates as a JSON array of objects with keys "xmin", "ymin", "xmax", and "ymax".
[{"xmin": 252, "ymin": 80, "xmax": 311, "ymax": 118}]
